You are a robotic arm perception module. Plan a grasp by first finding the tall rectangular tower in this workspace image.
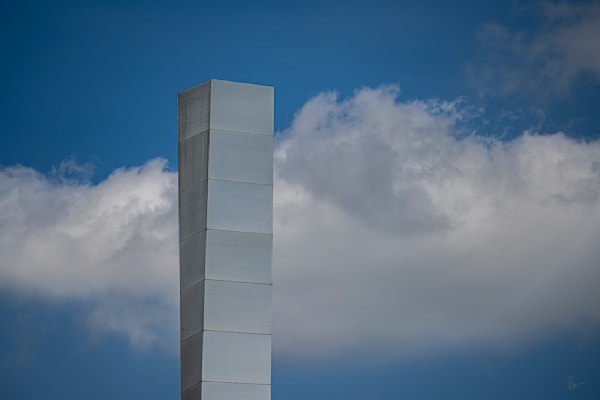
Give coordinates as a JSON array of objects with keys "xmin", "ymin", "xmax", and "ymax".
[{"xmin": 178, "ymin": 80, "xmax": 273, "ymax": 400}]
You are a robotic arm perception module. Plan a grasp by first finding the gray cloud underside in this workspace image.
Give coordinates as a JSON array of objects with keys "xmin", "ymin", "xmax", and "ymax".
[{"xmin": 1, "ymin": 85, "xmax": 599, "ymax": 360}]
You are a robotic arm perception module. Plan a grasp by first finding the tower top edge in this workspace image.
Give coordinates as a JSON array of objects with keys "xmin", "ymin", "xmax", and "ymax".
[{"xmin": 179, "ymin": 79, "xmax": 274, "ymax": 96}]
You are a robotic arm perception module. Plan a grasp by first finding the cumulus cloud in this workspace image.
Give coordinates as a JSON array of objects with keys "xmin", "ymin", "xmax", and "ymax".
[
  {"xmin": 0, "ymin": 159, "xmax": 179, "ymax": 351},
  {"xmin": 272, "ymin": 86, "xmax": 600, "ymax": 359},
  {"xmin": 1, "ymin": 86, "xmax": 600, "ymax": 360},
  {"xmin": 468, "ymin": 0, "xmax": 600, "ymax": 99}
]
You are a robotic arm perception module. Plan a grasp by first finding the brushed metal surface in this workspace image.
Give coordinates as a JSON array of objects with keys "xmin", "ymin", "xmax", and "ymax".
[
  {"xmin": 202, "ymin": 331, "xmax": 271, "ymax": 384},
  {"xmin": 179, "ymin": 80, "xmax": 273, "ymax": 399},
  {"xmin": 209, "ymin": 80, "xmax": 273, "ymax": 135},
  {"xmin": 208, "ymin": 129, "xmax": 273, "ymax": 184},
  {"xmin": 181, "ymin": 283, "xmax": 205, "ymax": 340},
  {"xmin": 178, "ymin": 81, "xmax": 211, "ymax": 141},
  {"xmin": 204, "ymin": 280, "xmax": 271, "ymax": 334},
  {"xmin": 181, "ymin": 333, "xmax": 203, "ymax": 391},
  {"xmin": 179, "ymin": 132, "xmax": 209, "ymax": 191},
  {"xmin": 179, "ymin": 182, "xmax": 208, "ymax": 241},
  {"xmin": 206, "ymin": 180, "xmax": 272, "ymax": 234},
  {"xmin": 179, "ymin": 231, "xmax": 206, "ymax": 291},
  {"xmin": 205, "ymin": 230, "xmax": 271, "ymax": 284},
  {"xmin": 202, "ymin": 382, "xmax": 270, "ymax": 400}
]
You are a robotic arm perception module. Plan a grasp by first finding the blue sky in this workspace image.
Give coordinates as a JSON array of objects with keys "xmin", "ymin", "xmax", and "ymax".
[{"xmin": 1, "ymin": 0, "xmax": 599, "ymax": 399}]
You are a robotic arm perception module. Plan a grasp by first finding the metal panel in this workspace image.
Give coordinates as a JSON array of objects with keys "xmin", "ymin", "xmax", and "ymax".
[
  {"xmin": 179, "ymin": 132, "xmax": 209, "ymax": 191},
  {"xmin": 180, "ymin": 283, "xmax": 204, "ymax": 341},
  {"xmin": 179, "ymin": 182, "xmax": 208, "ymax": 241},
  {"xmin": 210, "ymin": 80, "xmax": 274, "ymax": 135},
  {"xmin": 202, "ymin": 382, "xmax": 270, "ymax": 400},
  {"xmin": 205, "ymin": 230, "xmax": 272, "ymax": 284},
  {"xmin": 179, "ymin": 231, "xmax": 206, "ymax": 290},
  {"xmin": 206, "ymin": 180, "xmax": 272, "ymax": 234},
  {"xmin": 202, "ymin": 331, "xmax": 271, "ymax": 384},
  {"xmin": 181, "ymin": 333, "xmax": 203, "ymax": 391},
  {"xmin": 204, "ymin": 280, "xmax": 271, "ymax": 334},
  {"xmin": 208, "ymin": 130, "xmax": 273, "ymax": 184},
  {"xmin": 181, "ymin": 384, "xmax": 201, "ymax": 400},
  {"xmin": 179, "ymin": 81, "xmax": 211, "ymax": 141}
]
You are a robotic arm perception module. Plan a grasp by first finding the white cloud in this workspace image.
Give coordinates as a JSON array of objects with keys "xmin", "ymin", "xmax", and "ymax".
[
  {"xmin": 1, "ymin": 86, "xmax": 599, "ymax": 360},
  {"xmin": 468, "ymin": 0, "xmax": 600, "ymax": 99},
  {"xmin": 0, "ymin": 159, "xmax": 179, "ymax": 351},
  {"xmin": 272, "ymin": 86, "xmax": 600, "ymax": 359}
]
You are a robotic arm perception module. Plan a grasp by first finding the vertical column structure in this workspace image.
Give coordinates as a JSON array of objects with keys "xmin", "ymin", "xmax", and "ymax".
[{"xmin": 178, "ymin": 80, "xmax": 273, "ymax": 400}]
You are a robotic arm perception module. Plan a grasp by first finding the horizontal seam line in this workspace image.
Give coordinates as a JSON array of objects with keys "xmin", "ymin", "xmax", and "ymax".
[
  {"xmin": 210, "ymin": 128, "xmax": 273, "ymax": 136},
  {"xmin": 180, "ymin": 228, "xmax": 272, "ymax": 241},
  {"xmin": 181, "ymin": 279, "xmax": 272, "ymax": 293},
  {"xmin": 208, "ymin": 177, "xmax": 273, "ymax": 186},
  {"xmin": 179, "ymin": 178, "xmax": 273, "ymax": 188},
  {"xmin": 204, "ymin": 228, "xmax": 272, "ymax": 236},
  {"xmin": 201, "ymin": 380, "xmax": 270, "ymax": 385},
  {"xmin": 178, "ymin": 228, "xmax": 273, "ymax": 243},
  {"xmin": 179, "ymin": 129, "xmax": 273, "ymax": 142},
  {"xmin": 178, "ymin": 129, "xmax": 210, "ymax": 141},
  {"xmin": 181, "ymin": 330, "xmax": 272, "ymax": 341},
  {"xmin": 204, "ymin": 329, "xmax": 271, "ymax": 335}
]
